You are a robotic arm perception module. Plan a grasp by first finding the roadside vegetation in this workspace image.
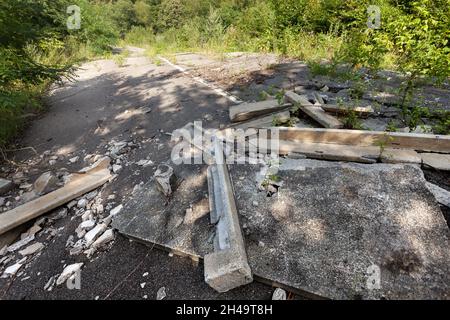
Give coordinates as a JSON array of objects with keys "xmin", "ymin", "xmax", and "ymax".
[{"xmin": 1, "ymin": 0, "xmax": 449, "ymax": 148}]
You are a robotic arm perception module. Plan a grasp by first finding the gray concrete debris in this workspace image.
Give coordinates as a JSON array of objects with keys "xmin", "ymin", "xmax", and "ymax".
[
  {"xmin": 204, "ymin": 140, "xmax": 253, "ymax": 293},
  {"xmin": 157, "ymin": 287, "xmax": 167, "ymax": 300},
  {"xmin": 0, "ymin": 178, "xmax": 13, "ymax": 195},
  {"xmin": 272, "ymin": 288, "xmax": 287, "ymax": 300},
  {"xmin": 34, "ymin": 172, "xmax": 58, "ymax": 195},
  {"xmin": 8, "ymin": 235, "xmax": 35, "ymax": 252},
  {"xmin": 56, "ymin": 263, "xmax": 83, "ymax": 286},
  {"xmin": 19, "ymin": 242, "xmax": 44, "ymax": 256},
  {"xmin": 426, "ymin": 182, "xmax": 450, "ymax": 208},
  {"xmin": 154, "ymin": 164, "xmax": 177, "ymax": 197},
  {"xmin": 2, "ymin": 262, "xmax": 23, "ymax": 278}
]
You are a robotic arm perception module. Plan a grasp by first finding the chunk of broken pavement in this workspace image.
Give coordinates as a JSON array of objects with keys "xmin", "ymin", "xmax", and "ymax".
[
  {"xmin": 154, "ymin": 165, "xmax": 177, "ymax": 197},
  {"xmin": 2, "ymin": 262, "xmax": 23, "ymax": 278},
  {"xmin": 0, "ymin": 178, "xmax": 13, "ymax": 195},
  {"xmin": 19, "ymin": 242, "xmax": 44, "ymax": 256},
  {"xmin": 34, "ymin": 172, "xmax": 58, "ymax": 195},
  {"xmin": 8, "ymin": 235, "xmax": 35, "ymax": 252},
  {"xmin": 156, "ymin": 287, "xmax": 167, "ymax": 300},
  {"xmin": 56, "ymin": 263, "xmax": 83, "ymax": 286},
  {"xmin": 84, "ymin": 223, "xmax": 108, "ymax": 247}
]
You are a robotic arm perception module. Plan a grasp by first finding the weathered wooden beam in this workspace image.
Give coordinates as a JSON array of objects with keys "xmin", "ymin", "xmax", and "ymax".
[
  {"xmin": 0, "ymin": 158, "xmax": 113, "ymax": 236},
  {"xmin": 276, "ymin": 127, "xmax": 450, "ymax": 153},
  {"xmin": 229, "ymin": 100, "xmax": 291, "ymax": 122},
  {"xmin": 285, "ymin": 91, "xmax": 343, "ymax": 129},
  {"xmin": 230, "ymin": 111, "xmax": 291, "ymax": 130}
]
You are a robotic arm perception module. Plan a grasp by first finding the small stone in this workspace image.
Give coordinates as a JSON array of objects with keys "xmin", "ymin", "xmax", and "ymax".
[
  {"xmin": 85, "ymin": 190, "xmax": 98, "ymax": 201},
  {"xmin": 143, "ymin": 272, "xmax": 149, "ymax": 277},
  {"xmin": 19, "ymin": 242, "xmax": 44, "ymax": 256},
  {"xmin": 112, "ymin": 165, "xmax": 122, "ymax": 174},
  {"xmin": 110, "ymin": 205, "xmax": 123, "ymax": 216},
  {"xmin": 19, "ymin": 183, "xmax": 33, "ymax": 190},
  {"xmin": 0, "ymin": 178, "xmax": 13, "ymax": 195},
  {"xmin": 136, "ymin": 159, "xmax": 154, "ymax": 167},
  {"xmin": 77, "ymin": 198, "xmax": 88, "ymax": 209},
  {"xmin": 67, "ymin": 200, "xmax": 77, "ymax": 209},
  {"xmin": 81, "ymin": 210, "xmax": 93, "ymax": 221},
  {"xmin": 34, "ymin": 172, "xmax": 57, "ymax": 195},
  {"xmin": 272, "ymin": 288, "xmax": 287, "ymax": 300},
  {"xmin": 69, "ymin": 156, "xmax": 79, "ymax": 163},
  {"xmin": 49, "ymin": 160, "xmax": 57, "ymax": 166},
  {"xmin": 154, "ymin": 165, "xmax": 177, "ymax": 197},
  {"xmin": 143, "ymin": 295, "xmax": 148, "ymax": 299},
  {"xmin": 23, "ymin": 224, "xmax": 42, "ymax": 238},
  {"xmin": 94, "ymin": 204, "xmax": 104, "ymax": 214},
  {"xmin": 84, "ymin": 223, "xmax": 107, "ymax": 247},
  {"xmin": 2, "ymin": 263, "xmax": 23, "ymax": 278},
  {"xmin": 8, "ymin": 235, "xmax": 35, "ymax": 252},
  {"xmin": 79, "ymin": 220, "xmax": 96, "ymax": 231},
  {"xmin": 44, "ymin": 276, "xmax": 56, "ymax": 291},
  {"xmin": 157, "ymin": 287, "xmax": 167, "ymax": 300},
  {"xmin": 140, "ymin": 282, "xmax": 146, "ymax": 289},
  {"xmin": 56, "ymin": 263, "xmax": 83, "ymax": 286},
  {"xmin": 252, "ymin": 201, "xmax": 259, "ymax": 207}
]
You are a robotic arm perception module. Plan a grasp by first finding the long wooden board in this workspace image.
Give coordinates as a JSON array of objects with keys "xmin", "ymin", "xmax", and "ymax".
[
  {"xmin": 0, "ymin": 163, "xmax": 112, "ymax": 236},
  {"xmin": 285, "ymin": 91, "xmax": 343, "ymax": 129},
  {"xmin": 230, "ymin": 111, "xmax": 291, "ymax": 130},
  {"xmin": 277, "ymin": 141, "xmax": 420, "ymax": 164},
  {"xmin": 229, "ymin": 100, "xmax": 291, "ymax": 122},
  {"xmin": 276, "ymin": 127, "xmax": 450, "ymax": 153}
]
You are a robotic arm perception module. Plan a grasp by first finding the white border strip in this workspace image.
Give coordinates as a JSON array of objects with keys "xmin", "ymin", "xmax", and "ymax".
[{"xmin": 158, "ymin": 56, "xmax": 243, "ymax": 104}]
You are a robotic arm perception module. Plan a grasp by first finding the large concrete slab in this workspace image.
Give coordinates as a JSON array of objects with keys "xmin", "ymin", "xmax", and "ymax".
[
  {"xmin": 114, "ymin": 160, "xmax": 450, "ymax": 299},
  {"xmin": 112, "ymin": 164, "xmax": 214, "ymax": 259}
]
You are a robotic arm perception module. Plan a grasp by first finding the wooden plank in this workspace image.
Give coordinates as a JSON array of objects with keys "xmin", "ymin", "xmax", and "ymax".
[
  {"xmin": 276, "ymin": 127, "xmax": 450, "ymax": 153},
  {"xmin": 421, "ymin": 153, "xmax": 450, "ymax": 171},
  {"xmin": 285, "ymin": 91, "xmax": 343, "ymax": 129},
  {"xmin": 0, "ymin": 161, "xmax": 113, "ymax": 236},
  {"xmin": 230, "ymin": 111, "xmax": 291, "ymax": 130},
  {"xmin": 229, "ymin": 100, "xmax": 291, "ymax": 122},
  {"xmin": 320, "ymin": 104, "xmax": 374, "ymax": 117},
  {"xmin": 254, "ymin": 139, "xmax": 421, "ymax": 164},
  {"xmin": 278, "ymin": 140, "xmax": 378, "ymax": 163}
]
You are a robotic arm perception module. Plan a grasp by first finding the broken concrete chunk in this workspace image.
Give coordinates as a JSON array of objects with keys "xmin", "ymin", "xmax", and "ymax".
[
  {"xmin": 91, "ymin": 229, "xmax": 115, "ymax": 249},
  {"xmin": 84, "ymin": 223, "xmax": 108, "ymax": 247},
  {"xmin": 272, "ymin": 288, "xmax": 287, "ymax": 300},
  {"xmin": 79, "ymin": 220, "xmax": 96, "ymax": 231},
  {"xmin": 34, "ymin": 172, "xmax": 58, "ymax": 195},
  {"xmin": 421, "ymin": 153, "xmax": 450, "ymax": 171},
  {"xmin": 154, "ymin": 165, "xmax": 177, "ymax": 197},
  {"xmin": 426, "ymin": 183, "xmax": 450, "ymax": 208},
  {"xmin": 77, "ymin": 198, "xmax": 88, "ymax": 209},
  {"xmin": 69, "ymin": 156, "xmax": 79, "ymax": 163},
  {"xmin": 56, "ymin": 263, "xmax": 83, "ymax": 286},
  {"xmin": 2, "ymin": 262, "xmax": 23, "ymax": 278},
  {"xmin": 19, "ymin": 242, "xmax": 44, "ymax": 256},
  {"xmin": 0, "ymin": 178, "xmax": 13, "ymax": 195},
  {"xmin": 204, "ymin": 141, "xmax": 253, "ymax": 293},
  {"xmin": 157, "ymin": 287, "xmax": 167, "ymax": 300},
  {"xmin": 110, "ymin": 205, "xmax": 123, "ymax": 217},
  {"xmin": 136, "ymin": 159, "xmax": 154, "ymax": 167},
  {"xmin": 112, "ymin": 165, "xmax": 122, "ymax": 174},
  {"xmin": 8, "ymin": 235, "xmax": 35, "ymax": 252}
]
